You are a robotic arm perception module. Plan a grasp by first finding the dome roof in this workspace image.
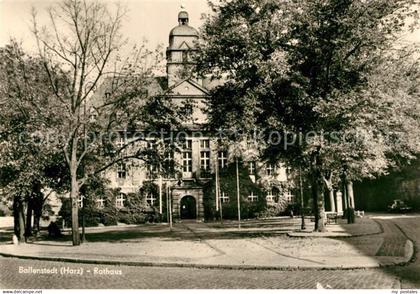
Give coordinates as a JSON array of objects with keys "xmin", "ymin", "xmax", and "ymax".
[
  {"xmin": 169, "ymin": 25, "xmax": 199, "ymax": 37},
  {"xmin": 178, "ymin": 11, "xmax": 189, "ymax": 19}
]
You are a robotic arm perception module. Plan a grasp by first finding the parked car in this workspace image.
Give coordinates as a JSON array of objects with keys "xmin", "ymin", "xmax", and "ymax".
[{"xmin": 387, "ymin": 199, "xmax": 412, "ymax": 213}]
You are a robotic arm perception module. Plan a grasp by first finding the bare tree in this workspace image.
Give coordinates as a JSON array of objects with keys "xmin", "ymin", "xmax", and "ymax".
[{"xmin": 31, "ymin": 0, "xmax": 177, "ymax": 245}]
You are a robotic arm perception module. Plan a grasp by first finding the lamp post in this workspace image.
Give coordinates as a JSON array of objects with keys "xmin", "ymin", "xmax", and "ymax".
[
  {"xmin": 168, "ymin": 183, "xmax": 173, "ymax": 230},
  {"xmin": 159, "ymin": 163, "xmax": 163, "ymax": 216},
  {"xmin": 236, "ymin": 157, "xmax": 241, "ymax": 229},
  {"xmin": 299, "ymin": 167, "xmax": 306, "ymax": 230}
]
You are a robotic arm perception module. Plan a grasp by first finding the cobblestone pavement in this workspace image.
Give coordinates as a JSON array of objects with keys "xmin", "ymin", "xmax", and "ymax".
[
  {"xmin": 374, "ymin": 219, "xmax": 408, "ymax": 257},
  {"xmin": 0, "ymin": 256, "xmax": 400, "ymax": 289},
  {"xmin": 1, "ymin": 215, "xmax": 419, "ymax": 289},
  {"xmin": 371, "ymin": 215, "xmax": 420, "ymax": 289}
]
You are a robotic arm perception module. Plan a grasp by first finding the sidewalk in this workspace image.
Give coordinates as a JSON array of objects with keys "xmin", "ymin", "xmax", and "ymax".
[{"xmin": 0, "ymin": 217, "xmax": 414, "ymax": 270}]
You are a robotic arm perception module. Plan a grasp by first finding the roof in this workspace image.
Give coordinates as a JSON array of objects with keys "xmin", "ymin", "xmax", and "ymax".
[{"xmin": 169, "ymin": 25, "xmax": 199, "ymax": 37}]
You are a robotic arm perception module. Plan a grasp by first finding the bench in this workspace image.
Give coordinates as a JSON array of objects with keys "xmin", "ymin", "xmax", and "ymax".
[
  {"xmin": 325, "ymin": 212, "xmax": 338, "ymax": 224},
  {"xmin": 308, "ymin": 213, "xmax": 338, "ymax": 224},
  {"xmin": 355, "ymin": 210, "xmax": 365, "ymax": 218}
]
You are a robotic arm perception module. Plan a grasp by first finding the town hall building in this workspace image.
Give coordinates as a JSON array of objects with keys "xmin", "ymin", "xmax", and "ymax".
[{"xmin": 99, "ymin": 10, "xmax": 293, "ymax": 220}]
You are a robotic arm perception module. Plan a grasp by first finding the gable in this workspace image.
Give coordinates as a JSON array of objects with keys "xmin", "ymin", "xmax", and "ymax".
[
  {"xmin": 178, "ymin": 41, "xmax": 191, "ymax": 50},
  {"xmin": 169, "ymin": 79, "xmax": 209, "ymax": 96}
]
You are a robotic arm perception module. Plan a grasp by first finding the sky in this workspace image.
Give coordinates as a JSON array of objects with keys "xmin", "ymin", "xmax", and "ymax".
[
  {"xmin": 0, "ymin": 0, "xmax": 418, "ymax": 53},
  {"xmin": 0, "ymin": 0, "xmax": 212, "ymax": 52}
]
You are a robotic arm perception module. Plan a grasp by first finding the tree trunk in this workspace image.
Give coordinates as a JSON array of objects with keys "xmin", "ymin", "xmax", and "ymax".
[
  {"xmin": 16, "ymin": 197, "xmax": 26, "ymax": 243},
  {"xmin": 311, "ymin": 176, "xmax": 326, "ymax": 232},
  {"xmin": 25, "ymin": 198, "xmax": 33, "ymax": 239},
  {"xmin": 347, "ymin": 181, "xmax": 354, "ymax": 209},
  {"xmin": 32, "ymin": 189, "xmax": 44, "ymax": 234},
  {"xmin": 315, "ymin": 180, "xmax": 326, "ymax": 232},
  {"xmin": 70, "ymin": 150, "xmax": 81, "ymax": 246},
  {"xmin": 342, "ymin": 180, "xmax": 348, "ymax": 210},
  {"xmin": 311, "ymin": 154, "xmax": 326, "ymax": 232},
  {"xmin": 13, "ymin": 196, "xmax": 20, "ymax": 238},
  {"xmin": 328, "ymin": 188, "xmax": 336, "ymax": 212}
]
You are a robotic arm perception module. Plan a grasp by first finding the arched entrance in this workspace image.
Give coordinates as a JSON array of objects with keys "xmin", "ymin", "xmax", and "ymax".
[{"xmin": 180, "ymin": 196, "xmax": 196, "ymax": 219}]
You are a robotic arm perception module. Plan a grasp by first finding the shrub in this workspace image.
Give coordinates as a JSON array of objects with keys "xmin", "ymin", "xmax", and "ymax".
[
  {"xmin": 203, "ymin": 162, "xmax": 266, "ymax": 220},
  {"xmin": 257, "ymin": 202, "xmax": 288, "ymax": 218},
  {"xmin": 58, "ymin": 197, "xmax": 100, "ymax": 228}
]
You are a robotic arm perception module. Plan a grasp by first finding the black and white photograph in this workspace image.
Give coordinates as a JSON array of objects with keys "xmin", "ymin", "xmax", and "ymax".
[{"xmin": 0, "ymin": 0, "xmax": 419, "ymax": 291}]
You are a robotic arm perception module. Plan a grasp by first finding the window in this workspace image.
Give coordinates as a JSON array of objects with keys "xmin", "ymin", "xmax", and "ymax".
[
  {"xmin": 163, "ymin": 151, "xmax": 175, "ymax": 175},
  {"xmin": 78, "ymin": 196, "xmax": 84, "ymax": 208},
  {"xmin": 200, "ymin": 151, "xmax": 210, "ymax": 171},
  {"xmin": 182, "ymin": 139, "xmax": 192, "ymax": 150},
  {"xmin": 266, "ymin": 190, "xmax": 275, "ymax": 203},
  {"xmin": 248, "ymin": 192, "xmax": 258, "ymax": 202},
  {"xmin": 117, "ymin": 136, "xmax": 125, "ymax": 148},
  {"xmin": 200, "ymin": 139, "xmax": 210, "ymax": 149},
  {"xmin": 220, "ymin": 192, "xmax": 229, "ymax": 203},
  {"xmin": 146, "ymin": 193, "xmax": 157, "ymax": 206},
  {"xmin": 248, "ymin": 161, "xmax": 256, "ymax": 175},
  {"xmin": 285, "ymin": 193, "xmax": 294, "ymax": 203},
  {"xmin": 218, "ymin": 151, "xmax": 227, "ymax": 169},
  {"xmin": 146, "ymin": 163, "xmax": 157, "ymax": 178},
  {"xmin": 117, "ymin": 162, "xmax": 126, "ymax": 179},
  {"xmin": 96, "ymin": 197, "xmax": 105, "ymax": 208},
  {"xmin": 183, "ymin": 151, "xmax": 192, "ymax": 172},
  {"xmin": 105, "ymin": 92, "xmax": 111, "ymax": 99},
  {"xmin": 266, "ymin": 163, "xmax": 276, "ymax": 176},
  {"xmin": 116, "ymin": 193, "xmax": 125, "ymax": 208}
]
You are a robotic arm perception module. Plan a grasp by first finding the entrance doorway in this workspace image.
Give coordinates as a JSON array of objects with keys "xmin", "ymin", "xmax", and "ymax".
[{"xmin": 180, "ymin": 196, "xmax": 196, "ymax": 219}]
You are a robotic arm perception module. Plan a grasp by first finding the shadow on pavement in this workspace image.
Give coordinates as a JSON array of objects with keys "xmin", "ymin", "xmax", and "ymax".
[{"xmin": 368, "ymin": 214, "xmax": 420, "ymax": 288}]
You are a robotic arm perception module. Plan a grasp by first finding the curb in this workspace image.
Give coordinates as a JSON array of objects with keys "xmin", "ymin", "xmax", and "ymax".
[
  {"xmin": 0, "ymin": 251, "xmax": 412, "ymax": 272},
  {"xmin": 287, "ymin": 218, "xmax": 384, "ymax": 239},
  {"xmin": 394, "ymin": 222, "xmax": 417, "ymax": 265}
]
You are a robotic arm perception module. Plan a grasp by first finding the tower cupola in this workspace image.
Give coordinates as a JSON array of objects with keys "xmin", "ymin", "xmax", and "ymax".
[{"xmin": 178, "ymin": 11, "xmax": 189, "ymax": 25}]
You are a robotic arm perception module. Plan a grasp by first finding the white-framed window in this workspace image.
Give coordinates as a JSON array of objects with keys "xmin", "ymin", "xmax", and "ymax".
[
  {"xmin": 266, "ymin": 163, "xmax": 276, "ymax": 176},
  {"xmin": 285, "ymin": 193, "xmax": 294, "ymax": 203},
  {"xmin": 248, "ymin": 161, "xmax": 256, "ymax": 175},
  {"xmin": 182, "ymin": 139, "xmax": 192, "ymax": 150},
  {"xmin": 146, "ymin": 193, "xmax": 157, "ymax": 206},
  {"xmin": 200, "ymin": 151, "xmax": 210, "ymax": 171},
  {"xmin": 218, "ymin": 150, "xmax": 227, "ymax": 169},
  {"xmin": 117, "ymin": 162, "xmax": 126, "ymax": 179},
  {"xmin": 266, "ymin": 190, "xmax": 275, "ymax": 203},
  {"xmin": 105, "ymin": 92, "xmax": 111, "ymax": 99},
  {"xmin": 200, "ymin": 139, "xmax": 210, "ymax": 149},
  {"xmin": 183, "ymin": 151, "xmax": 192, "ymax": 172},
  {"xmin": 248, "ymin": 192, "xmax": 258, "ymax": 202},
  {"xmin": 117, "ymin": 136, "xmax": 125, "ymax": 148},
  {"xmin": 116, "ymin": 193, "xmax": 126, "ymax": 208},
  {"xmin": 96, "ymin": 197, "xmax": 105, "ymax": 208},
  {"xmin": 220, "ymin": 192, "xmax": 229, "ymax": 203},
  {"xmin": 78, "ymin": 196, "xmax": 84, "ymax": 208}
]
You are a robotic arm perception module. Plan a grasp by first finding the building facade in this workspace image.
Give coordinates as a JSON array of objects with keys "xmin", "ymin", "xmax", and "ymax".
[{"xmin": 101, "ymin": 10, "xmax": 294, "ymax": 220}]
